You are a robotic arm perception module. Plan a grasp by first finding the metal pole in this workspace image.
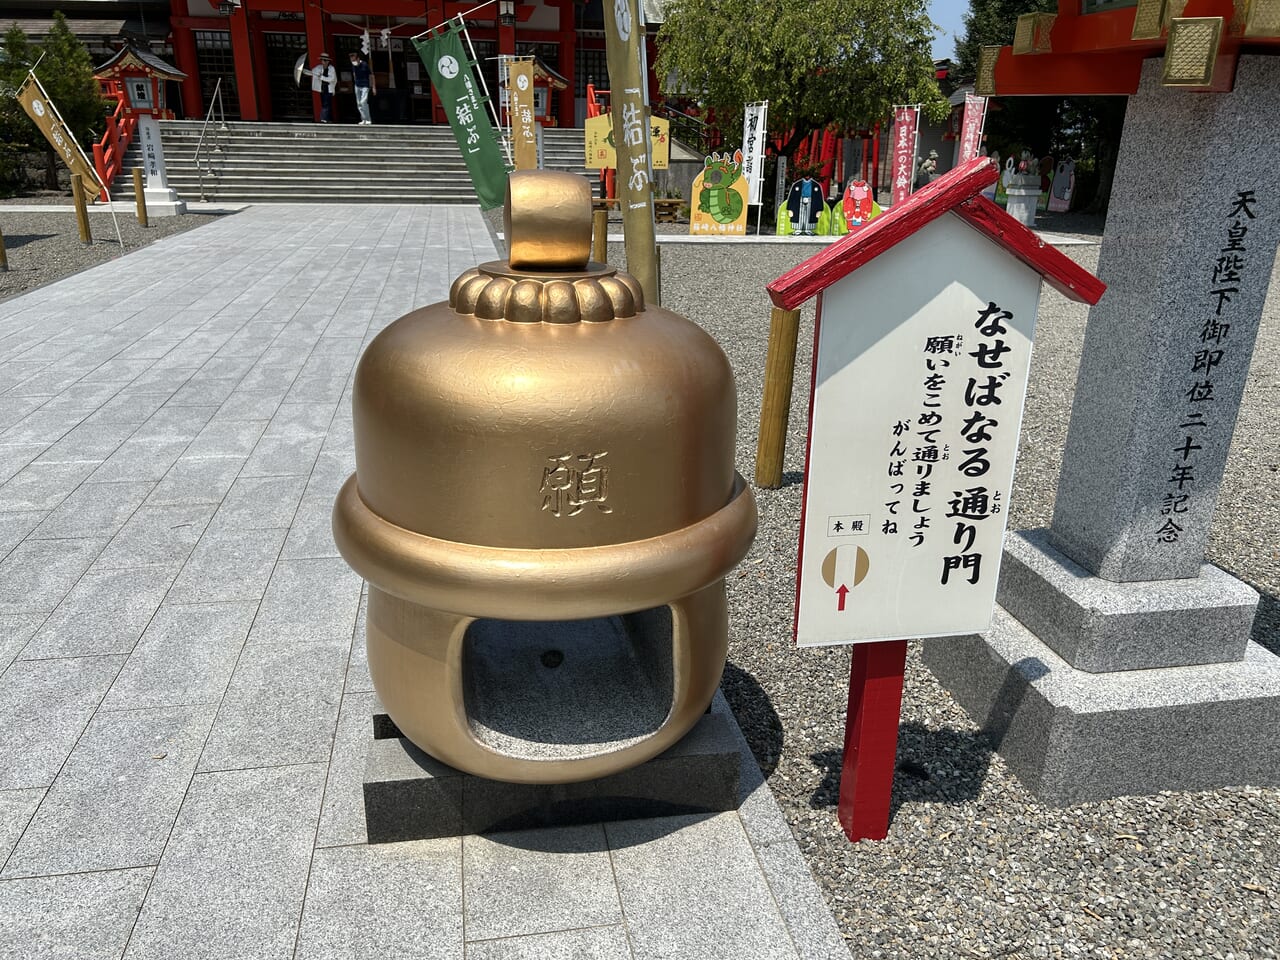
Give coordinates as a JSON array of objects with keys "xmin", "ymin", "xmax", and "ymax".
[
  {"xmin": 71, "ymin": 173, "xmax": 92, "ymax": 246},
  {"xmin": 754, "ymin": 305, "xmax": 801, "ymax": 488},
  {"xmin": 0, "ymin": 227, "xmax": 8, "ymax": 272},
  {"xmin": 132, "ymin": 168, "xmax": 149, "ymax": 227}
]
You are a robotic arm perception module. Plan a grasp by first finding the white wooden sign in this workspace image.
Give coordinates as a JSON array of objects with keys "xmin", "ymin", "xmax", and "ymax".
[{"xmin": 795, "ymin": 213, "xmax": 1041, "ymax": 646}]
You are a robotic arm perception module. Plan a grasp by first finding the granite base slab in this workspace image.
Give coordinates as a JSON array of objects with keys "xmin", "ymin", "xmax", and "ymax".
[
  {"xmin": 922, "ymin": 606, "xmax": 1280, "ymax": 806},
  {"xmin": 364, "ymin": 696, "xmax": 741, "ymax": 842},
  {"xmin": 998, "ymin": 529, "xmax": 1259, "ymax": 672}
]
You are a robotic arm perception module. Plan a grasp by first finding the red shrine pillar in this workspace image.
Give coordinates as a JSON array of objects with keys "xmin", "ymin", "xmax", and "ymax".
[
  {"xmin": 428, "ymin": 0, "xmax": 445, "ymax": 123},
  {"xmin": 303, "ymin": 1, "xmax": 329, "ymax": 122},
  {"xmin": 228, "ymin": 4, "xmax": 260, "ymax": 120},
  {"xmin": 168, "ymin": 0, "xmax": 203, "ymax": 119},
  {"xmin": 556, "ymin": 0, "xmax": 575, "ymax": 126}
]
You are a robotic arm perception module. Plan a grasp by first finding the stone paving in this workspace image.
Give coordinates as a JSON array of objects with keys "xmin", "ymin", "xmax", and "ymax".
[{"xmin": 0, "ymin": 204, "xmax": 849, "ymax": 959}]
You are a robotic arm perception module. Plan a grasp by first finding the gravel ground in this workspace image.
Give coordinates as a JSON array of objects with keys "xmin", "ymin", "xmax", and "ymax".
[
  {"xmin": 0, "ymin": 199, "xmax": 226, "ymax": 302},
  {"xmin": 589, "ymin": 211, "xmax": 1278, "ymax": 960},
  {"xmin": 14, "ymin": 202, "xmax": 1280, "ymax": 958}
]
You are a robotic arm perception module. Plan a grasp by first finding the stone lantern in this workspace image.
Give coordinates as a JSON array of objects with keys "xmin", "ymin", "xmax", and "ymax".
[{"xmin": 333, "ymin": 171, "xmax": 757, "ymax": 785}]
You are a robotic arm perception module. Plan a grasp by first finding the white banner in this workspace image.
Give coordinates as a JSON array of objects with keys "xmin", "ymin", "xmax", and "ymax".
[{"xmin": 740, "ymin": 101, "xmax": 768, "ymax": 206}]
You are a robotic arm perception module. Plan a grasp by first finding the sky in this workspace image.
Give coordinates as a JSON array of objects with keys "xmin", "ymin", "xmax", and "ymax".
[{"xmin": 929, "ymin": 0, "xmax": 969, "ymax": 61}]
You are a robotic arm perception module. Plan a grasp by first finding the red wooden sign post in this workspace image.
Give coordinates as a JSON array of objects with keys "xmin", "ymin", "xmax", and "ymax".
[
  {"xmin": 765, "ymin": 157, "xmax": 1104, "ymax": 843},
  {"xmin": 838, "ymin": 639, "xmax": 907, "ymax": 841}
]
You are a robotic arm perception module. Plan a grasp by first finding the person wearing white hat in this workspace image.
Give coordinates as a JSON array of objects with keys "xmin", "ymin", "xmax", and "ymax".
[{"xmin": 310, "ymin": 53, "xmax": 337, "ymax": 122}]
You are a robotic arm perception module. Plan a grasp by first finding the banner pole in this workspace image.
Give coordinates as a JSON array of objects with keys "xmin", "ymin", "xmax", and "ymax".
[{"xmin": 459, "ymin": 18, "xmax": 512, "ymax": 168}]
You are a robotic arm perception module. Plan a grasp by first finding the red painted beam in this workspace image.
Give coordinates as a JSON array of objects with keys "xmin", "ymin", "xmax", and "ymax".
[{"xmin": 991, "ymin": 47, "xmax": 1146, "ymax": 96}]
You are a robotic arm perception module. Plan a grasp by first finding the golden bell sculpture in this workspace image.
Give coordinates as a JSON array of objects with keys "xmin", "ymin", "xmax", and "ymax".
[{"xmin": 333, "ymin": 171, "xmax": 757, "ymax": 784}]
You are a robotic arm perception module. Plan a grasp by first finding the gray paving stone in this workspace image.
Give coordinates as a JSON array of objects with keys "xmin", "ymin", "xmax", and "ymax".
[
  {"xmin": 213, "ymin": 388, "xmax": 285, "ymax": 423},
  {"xmin": 21, "ymin": 564, "xmax": 174, "ymax": 659},
  {"xmin": 207, "ymin": 474, "xmax": 307, "ymax": 533},
  {"xmin": 463, "ymin": 824, "xmax": 621, "ymax": 941},
  {"xmin": 345, "ymin": 592, "xmax": 373, "ymax": 693},
  {"xmin": 0, "ymin": 460, "xmax": 98, "ymax": 512},
  {"xmin": 751, "ymin": 839, "xmax": 852, "ymax": 960},
  {"xmin": 32, "ymin": 420, "xmax": 135, "ymax": 465},
  {"xmin": 86, "ymin": 387, "xmax": 172, "ymax": 425},
  {"xmin": 102, "ymin": 601, "xmax": 257, "ymax": 711},
  {"xmin": 130, "ymin": 403, "xmax": 218, "ymax": 444},
  {"xmin": 0, "ymin": 511, "xmax": 44, "ymax": 562},
  {"xmin": 0, "ymin": 537, "xmax": 107, "ymax": 615},
  {"xmin": 0, "ymin": 443, "xmax": 46, "ymax": 485},
  {"xmin": 95, "ymin": 503, "xmax": 215, "ymax": 572},
  {"xmin": 0, "ymin": 788, "xmax": 43, "ymax": 865},
  {"xmin": 606, "ymin": 813, "xmax": 799, "ymax": 960},
  {"xmin": 304, "ymin": 449, "xmax": 353, "ymax": 502},
  {"xmin": 295, "ymin": 839, "xmax": 462, "ymax": 960},
  {"xmin": 316, "ymin": 691, "xmax": 378, "ymax": 847},
  {"xmin": 3, "ymin": 704, "xmax": 216, "ymax": 877},
  {"xmin": 198, "ymin": 639, "xmax": 347, "ymax": 772},
  {"xmin": 145, "ymin": 455, "xmax": 243, "ymax": 507},
  {"xmin": 181, "ymin": 418, "xmax": 268, "ymax": 460},
  {"xmin": 165, "ymin": 525, "xmax": 287, "ymax": 603},
  {"xmin": 241, "ymin": 433, "xmax": 324, "ymax": 478},
  {"xmin": 0, "ymin": 867, "xmax": 152, "ymax": 960},
  {"xmin": 30, "ymin": 480, "xmax": 153, "ymax": 540},
  {"xmin": 0, "ymin": 615, "xmax": 43, "ymax": 678},
  {"xmin": 88, "ymin": 436, "xmax": 190, "ymax": 483},
  {"xmin": 281, "ymin": 494, "xmax": 341, "ymax": 560},
  {"xmin": 123, "ymin": 764, "xmax": 325, "ymax": 960},
  {"xmin": 167, "ymin": 377, "xmax": 239, "ymax": 408},
  {"xmin": 247, "ymin": 557, "xmax": 361, "ymax": 647},
  {"xmin": 0, "ymin": 656, "xmax": 124, "ymax": 789},
  {"xmin": 465, "ymin": 927, "xmax": 633, "ymax": 960}
]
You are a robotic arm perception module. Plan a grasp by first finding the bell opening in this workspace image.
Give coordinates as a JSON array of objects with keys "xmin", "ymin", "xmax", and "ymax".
[{"xmin": 461, "ymin": 606, "xmax": 674, "ymax": 762}]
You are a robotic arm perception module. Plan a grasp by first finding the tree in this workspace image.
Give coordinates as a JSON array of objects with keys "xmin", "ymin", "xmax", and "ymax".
[
  {"xmin": 0, "ymin": 13, "xmax": 105, "ymax": 191},
  {"xmin": 655, "ymin": 0, "xmax": 950, "ymax": 160}
]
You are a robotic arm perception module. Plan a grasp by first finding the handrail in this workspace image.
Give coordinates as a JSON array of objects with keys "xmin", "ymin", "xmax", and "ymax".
[
  {"xmin": 653, "ymin": 101, "xmax": 717, "ymax": 155},
  {"xmin": 92, "ymin": 87, "xmax": 136, "ymax": 201},
  {"xmin": 193, "ymin": 77, "xmax": 228, "ymax": 202}
]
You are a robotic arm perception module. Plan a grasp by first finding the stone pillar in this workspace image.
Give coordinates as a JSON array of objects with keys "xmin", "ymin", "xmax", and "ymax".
[{"xmin": 922, "ymin": 56, "xmax": 1280, "ymax": 805}]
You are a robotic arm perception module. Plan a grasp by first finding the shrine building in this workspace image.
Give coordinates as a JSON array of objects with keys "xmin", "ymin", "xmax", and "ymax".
[{"xmin": 2, "ymin": 0, "xmax": 668, "ymax": 128}]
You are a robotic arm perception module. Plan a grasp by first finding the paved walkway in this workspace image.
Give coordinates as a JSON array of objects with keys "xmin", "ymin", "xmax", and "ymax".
[{"xmin": 0, "ymin": 205, "xmax": 848, "ymax": 959}]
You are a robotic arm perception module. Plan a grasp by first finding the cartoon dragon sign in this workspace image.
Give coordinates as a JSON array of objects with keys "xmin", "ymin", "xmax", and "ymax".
[{"xmin": 689, "ymin": 149, "xmax": 750, "ymax": 236}]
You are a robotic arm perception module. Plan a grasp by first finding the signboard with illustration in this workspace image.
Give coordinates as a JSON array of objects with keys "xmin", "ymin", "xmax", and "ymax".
[
  {"xmin": 583, "ymin": 113, "xmax": 670, "ymax": 170},
  {"xmin": 689, "ymin": 150, "xmax": 749, "ymax": 236},
  {"xmin": 1048, "ymin": 159, "xmax": 1075, "ymax": 212},
  {"xmin": 840, "ymin": 179, "xmax": 881, "ymax": 230}
]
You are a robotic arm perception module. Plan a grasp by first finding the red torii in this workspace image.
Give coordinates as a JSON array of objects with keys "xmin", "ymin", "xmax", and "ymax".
[{"xmin": 975, "ymin": 0, "xmax": 1280, "ymax": 96}]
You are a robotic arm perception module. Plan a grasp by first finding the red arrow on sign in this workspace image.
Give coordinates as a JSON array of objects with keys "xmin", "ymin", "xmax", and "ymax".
[{"xmin": 836, "ymin": 584, "xmax": 849, "ymax": 611}]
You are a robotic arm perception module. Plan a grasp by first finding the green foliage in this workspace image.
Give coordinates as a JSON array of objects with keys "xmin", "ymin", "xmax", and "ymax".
[
  {"xmin": 39, "ymin": 12, "xmax": 107, "ymax": 146},
  {"xmin": 0, "ymin": 13, "xmax": 107, "ymax": 193},
  {"xmin": 954, "ymin": 0, "xmax": 1054, "ymax": 79},
  {"xmin": 655, "ymin": 0, "xmax": 949, "ymax": 158}
]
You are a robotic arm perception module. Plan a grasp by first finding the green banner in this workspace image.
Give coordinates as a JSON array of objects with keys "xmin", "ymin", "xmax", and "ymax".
[{"xmin": 413, "ymin": 25, "xmax": 509, "ymax": 210}]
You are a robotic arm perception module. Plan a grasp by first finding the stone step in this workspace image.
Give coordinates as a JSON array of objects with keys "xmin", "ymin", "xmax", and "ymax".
[{"xmin": 113, "ymin": 120, "xmax": 592, "ymax": 204}]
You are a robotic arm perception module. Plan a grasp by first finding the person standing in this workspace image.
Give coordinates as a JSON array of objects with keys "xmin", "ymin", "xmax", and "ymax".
[
  {"xmin": 349, "ymin": 51, "xmax": 376, "ymax": 125},
  {"xmin": 310, "ymin": 53, "xmax": 337, "ymax": 122}
]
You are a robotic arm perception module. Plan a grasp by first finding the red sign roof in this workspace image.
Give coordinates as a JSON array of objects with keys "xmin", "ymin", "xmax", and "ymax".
[{"xmin": 766, "ymin": 157, "xmax": 1106, "ymax": 311}]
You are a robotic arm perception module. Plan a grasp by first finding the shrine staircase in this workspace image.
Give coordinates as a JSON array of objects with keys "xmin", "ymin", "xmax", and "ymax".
[{"xmin": 104, "ymin": 120, "xmax": 595, "ymax": 204}]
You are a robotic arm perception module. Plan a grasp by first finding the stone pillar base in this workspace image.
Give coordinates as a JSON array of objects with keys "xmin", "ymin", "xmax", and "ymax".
[
  {"xmin": 142, "ymin": 188, "xmax": 187, "ymax": 217},
  {"xmin": 998, "ymin": 529, "xmax": 1258, "ymax": 672},
  {"xmin": 921, "ymin": 607, "xmax": 1280, "ymax": 805}
]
